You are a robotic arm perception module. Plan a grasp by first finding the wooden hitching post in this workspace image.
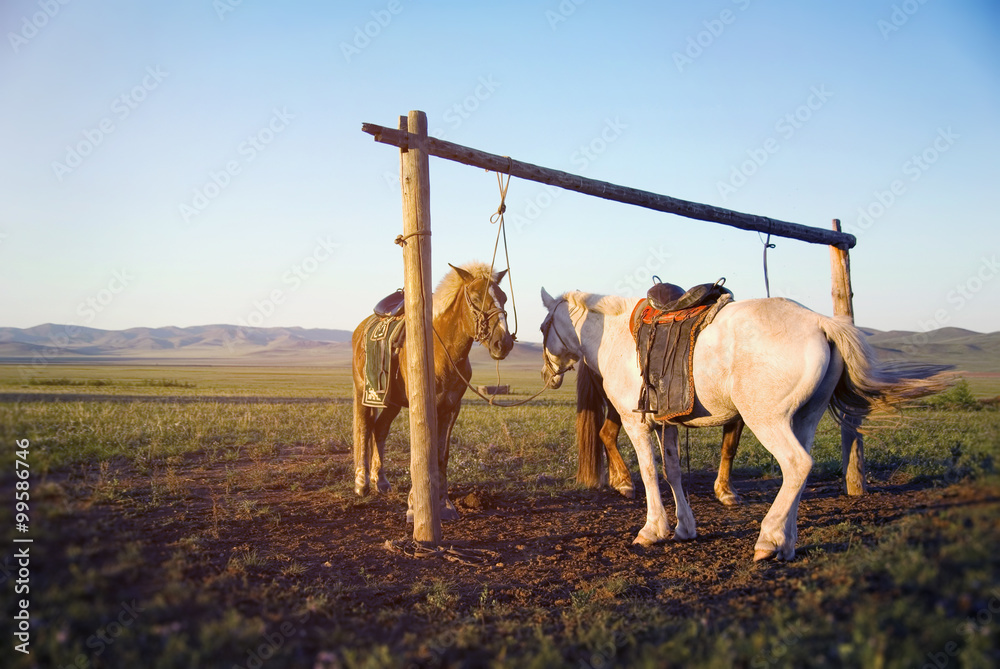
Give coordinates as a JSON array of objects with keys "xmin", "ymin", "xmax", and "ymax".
[
  {"xmin": 399, "ymin": 111, "xmax": 442, "ymax": 542},
  {"xmin": 830, "ymin": 218, "xmax": 867, "ymax": 496}
]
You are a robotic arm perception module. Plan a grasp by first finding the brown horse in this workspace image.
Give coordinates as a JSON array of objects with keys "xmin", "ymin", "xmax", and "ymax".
[
  {"xmin": 575, "ymin": 364, "xmax": 745, "ymax": 505},
  {"xmin": 352, "ymin": 262, "xmax": 514, "ymax": 521}
]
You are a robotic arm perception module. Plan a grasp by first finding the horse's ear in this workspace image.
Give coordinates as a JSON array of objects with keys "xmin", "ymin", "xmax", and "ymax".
[
  {"xmin": 541, "ymin": 287, "xmax": 556, "ymax": 309},
  {"xmin": 494, "ymin": 268, "xmax": 508, "ymax": 283},
  {"xmin": 448, "ymin": 263, "xmax": 474, "ymax": 283}
]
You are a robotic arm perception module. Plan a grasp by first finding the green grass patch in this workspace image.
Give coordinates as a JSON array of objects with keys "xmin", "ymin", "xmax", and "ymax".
[{"xmin": 1, "ymin": 363, "xmax": 997, "ymax": 667}]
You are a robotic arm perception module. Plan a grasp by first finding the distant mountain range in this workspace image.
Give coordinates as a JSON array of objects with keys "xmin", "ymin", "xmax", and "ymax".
[
  {"xmin": 860, "ymin": 327, "xmax": 1000, "ymax": 372},
  {"xmin": 0, "ymin": 323, "xmax": 349, "ymax": 355},
  {"xmin": 0, "ymin": 323, "xmax": 998, "ymax": 372}
]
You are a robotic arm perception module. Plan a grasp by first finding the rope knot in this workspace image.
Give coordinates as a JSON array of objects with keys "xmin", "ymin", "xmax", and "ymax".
[
  {"xmin": 490, "ymin": 201, "xmax": 506, "ymax": 224},
  {"xmin": 394, "ymin": 230, "xmax": 430, "ymax": 247}
]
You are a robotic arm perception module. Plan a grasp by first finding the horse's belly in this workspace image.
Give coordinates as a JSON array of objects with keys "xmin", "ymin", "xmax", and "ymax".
[{"xmin": 677, "ymin": 413, "xmax": 734, "ymax": 428}]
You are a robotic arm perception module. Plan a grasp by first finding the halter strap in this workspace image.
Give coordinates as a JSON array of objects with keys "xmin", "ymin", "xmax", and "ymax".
[{"xmin": 540, "ymin": 299, "xmax": 578, "ymax": 377}]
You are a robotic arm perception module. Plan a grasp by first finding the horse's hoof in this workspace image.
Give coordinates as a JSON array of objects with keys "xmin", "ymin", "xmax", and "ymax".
[
  {"xmin": 616, "ymin": 485, "xmax": 635, "ymax": 499},
  {"xmin": 753, "ymin": 548, "xmax": 776, "ymax": 562},
  {"xmin": 440, "ymin": 504, "xmax": 460, "ymax": 521},
  {"xmin": 632, "ymin": 529, "xmax": 665, "ymax": 546},
  {"xmin": 354, "ymin": 484, "xmax": 369, "ymax": 497},
  {"xmin": 375, "ymin": 480, "xmax": 392, "ymax": 494},
  {"xmin": 405, "ymin": 509, "xmax": 414, "ymax": 524},
  {"xmin": 673, "ymin": 527, "xmax": 697, "ymax": 541},
  {"xmin": 717, "ymin": 492, "xmax": 742, "ymax": 507}
]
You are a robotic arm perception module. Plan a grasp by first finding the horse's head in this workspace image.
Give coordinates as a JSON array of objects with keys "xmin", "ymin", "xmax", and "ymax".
[
  {"xmin": 539, "ymin": 287, "xmax": 580, "ymax": 389},
  {"xmin": 450, "ymin": 263, "xmax": 515, "ymax": 360}
]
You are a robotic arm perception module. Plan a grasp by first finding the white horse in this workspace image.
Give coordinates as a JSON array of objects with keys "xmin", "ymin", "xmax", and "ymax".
[{"xmin": 539, "ymin": 288, "xmax": 951, "ymax": 561}]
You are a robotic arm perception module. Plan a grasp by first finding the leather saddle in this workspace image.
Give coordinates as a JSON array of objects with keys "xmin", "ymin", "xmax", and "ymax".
[
  {"xmin": 647, "ymin": 277, "xmax": 726, "ymax": 313},
  {"xmin": 362, "ymin": 290, "xmax": 407, "ymax": 408},
  {"xmin": 374, "ymin": 289, "xmax": 405, "ymax": 318},
  {"xmin": 630, "ymin": 278, "xmax": 733, "ymax": 421}
]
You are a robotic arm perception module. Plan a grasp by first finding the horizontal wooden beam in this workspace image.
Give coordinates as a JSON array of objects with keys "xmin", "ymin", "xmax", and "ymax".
[{"xmin": 362, "ymin": 122, "xmax": 856, "ymax": 249}]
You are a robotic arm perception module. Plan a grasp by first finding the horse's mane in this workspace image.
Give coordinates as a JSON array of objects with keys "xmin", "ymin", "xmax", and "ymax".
[
  {"xmin": 433, "ymin": 261, "xmax": 498, "ymax": 317},
  {"xmin": 563, "ymin": 290, "xmax": 633, "ymax": 316}
]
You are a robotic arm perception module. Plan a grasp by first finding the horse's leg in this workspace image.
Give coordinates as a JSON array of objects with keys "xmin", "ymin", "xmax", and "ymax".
[
  {"xmin": 370, "ymin": 403, "xmax": 400, "ymax": 494},
  {"xmin": 620, "ymin": 412, "xmax": 672, "ymax": 545},
  {"xmin": 352, "ymin": 381, "xmax": 373, "ymax": 497},
  {"xmin": 743, "ymin": 416, "xmax": 813, "ymax": 561},
  {"xmin": 743, "ymin": 340, "xmax": 842, "ymax": 561},
  {"xmin": 601, "ymin": 402, "xmax": 634, "ymax": 498},
  {"xmin": 436, "ymin": 402, "xmax": 461, "ymax": 521},
  {"xmin": 405, "ymin": 402, "xmax": 460, "ymax": 523},
  {"xmin": 655, "ymin": 424, "xmax": 697, "ymax": 540},
  {"xmin": 714, "ymin": 418, "xmax": 745, "ymax": 506}
]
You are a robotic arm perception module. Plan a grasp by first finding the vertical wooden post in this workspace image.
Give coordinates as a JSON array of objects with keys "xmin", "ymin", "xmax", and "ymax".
[
  {"xmin": 399, "ymin": 111, "xmax": 441, "ymax": 542},
  {"xmin": 830, "ymin": 218, "xmax": 867, "ymax": 496}
]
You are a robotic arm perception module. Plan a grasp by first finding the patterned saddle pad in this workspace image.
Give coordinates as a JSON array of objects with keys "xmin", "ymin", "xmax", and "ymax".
[{"xmin": 362, "ymin": 310, "xmax": 406, "ymax": 409}]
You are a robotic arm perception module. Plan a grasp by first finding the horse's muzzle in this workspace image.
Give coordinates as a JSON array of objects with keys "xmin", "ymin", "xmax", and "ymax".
[
  {"xmin": 487, "ymin": 332, "xmax": 515, "ymax": 361},
  {"xmin": 542, "ymin": 367, "xmax": 564, "ymax": 390}
]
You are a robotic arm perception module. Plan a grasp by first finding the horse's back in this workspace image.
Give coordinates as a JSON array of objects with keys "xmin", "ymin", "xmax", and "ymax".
[
  {"xmin": 692, "ymin": 298, "xmax": 839, "ymax": 421},
  {"xmin": 699, "ymin": 298, "xmax": 830, "ymax": 354}
]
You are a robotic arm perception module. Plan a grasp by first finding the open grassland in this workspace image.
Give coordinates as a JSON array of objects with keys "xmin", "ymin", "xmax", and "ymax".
[
  {"xmin": 0, "ymin": 364, "xmax": 353, "ymax": 399},
  {"xmin": 0, "ymin": 363, "xmax": 998, "ymax": 668},
  {"xmin": 4, "ymin": 363, "xmax": 999, "ymax": 401},
  {"xmin": 0, "ymin": 360, "xmax": 571, "ymax": 402}
]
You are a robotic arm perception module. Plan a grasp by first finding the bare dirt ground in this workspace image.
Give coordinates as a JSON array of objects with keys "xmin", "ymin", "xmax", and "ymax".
[{"xmin": 40, "ymin": 441, "xmax": 1000, "ymax": 665}]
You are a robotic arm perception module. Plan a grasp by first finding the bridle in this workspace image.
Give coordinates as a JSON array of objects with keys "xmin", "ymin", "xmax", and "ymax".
[
  {"xmin": 465, "ymin": 281, "xmax": 509, "ymax": 344},
  {"xmin": 539, "ymin": 299, "xmax": 578, "ymax": 379}
]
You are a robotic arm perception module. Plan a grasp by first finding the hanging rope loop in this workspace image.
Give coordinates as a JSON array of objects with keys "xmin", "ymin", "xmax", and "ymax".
[
  {"xmin": 759, "ymin": 227, "xmax": 776, "ymax": 297},
  {"xmin": 485, "ymin": 166, "xmax": 518, "ymax": 340},
  {"xmin": 399, "ymin": 164, "xmax": 545, "ymax": 409}
]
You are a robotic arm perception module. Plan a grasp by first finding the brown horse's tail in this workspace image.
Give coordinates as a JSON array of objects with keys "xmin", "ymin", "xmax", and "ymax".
[
  {"xmin": 820, "ymin": 316, "xmax": 955, "ymax": 422},
  {"xmin": 351, "ymin": 323, "xmax": 372, "ymax": 494},
  {"xmin": 576, "ymin": 364, "xmax": 607, "ymax": 488}
]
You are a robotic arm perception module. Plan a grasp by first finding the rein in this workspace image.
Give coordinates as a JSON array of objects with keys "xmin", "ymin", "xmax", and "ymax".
[{"xmin": 431, "ymin": 324, "xmax": 551, "ymax": 407}]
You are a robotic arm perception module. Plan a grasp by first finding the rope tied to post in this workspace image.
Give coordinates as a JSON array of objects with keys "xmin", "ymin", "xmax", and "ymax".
[{"xmin": 394, "ymin": 230, "xmax": 431, "ymax": 247}]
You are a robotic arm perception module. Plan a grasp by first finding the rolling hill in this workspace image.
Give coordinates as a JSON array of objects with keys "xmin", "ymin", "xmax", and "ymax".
[
  {"xmin": 0, "ymin": 324, "xmax": 353, "ymax": 364},
  {"xmin": 0, "ymin": 323, "xmax": 997, "ymax": 372}
]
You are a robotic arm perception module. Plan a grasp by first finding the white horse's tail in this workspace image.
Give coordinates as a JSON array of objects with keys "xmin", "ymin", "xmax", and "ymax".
[{"xmin": 820, "ymin": 316, "xmax": 954, "ymax": 422}]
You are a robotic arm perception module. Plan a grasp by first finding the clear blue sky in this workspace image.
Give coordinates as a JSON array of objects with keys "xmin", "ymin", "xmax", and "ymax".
[{"xmin": 2, "ymin": 0, "xmax": 998, "ymax": 339}]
